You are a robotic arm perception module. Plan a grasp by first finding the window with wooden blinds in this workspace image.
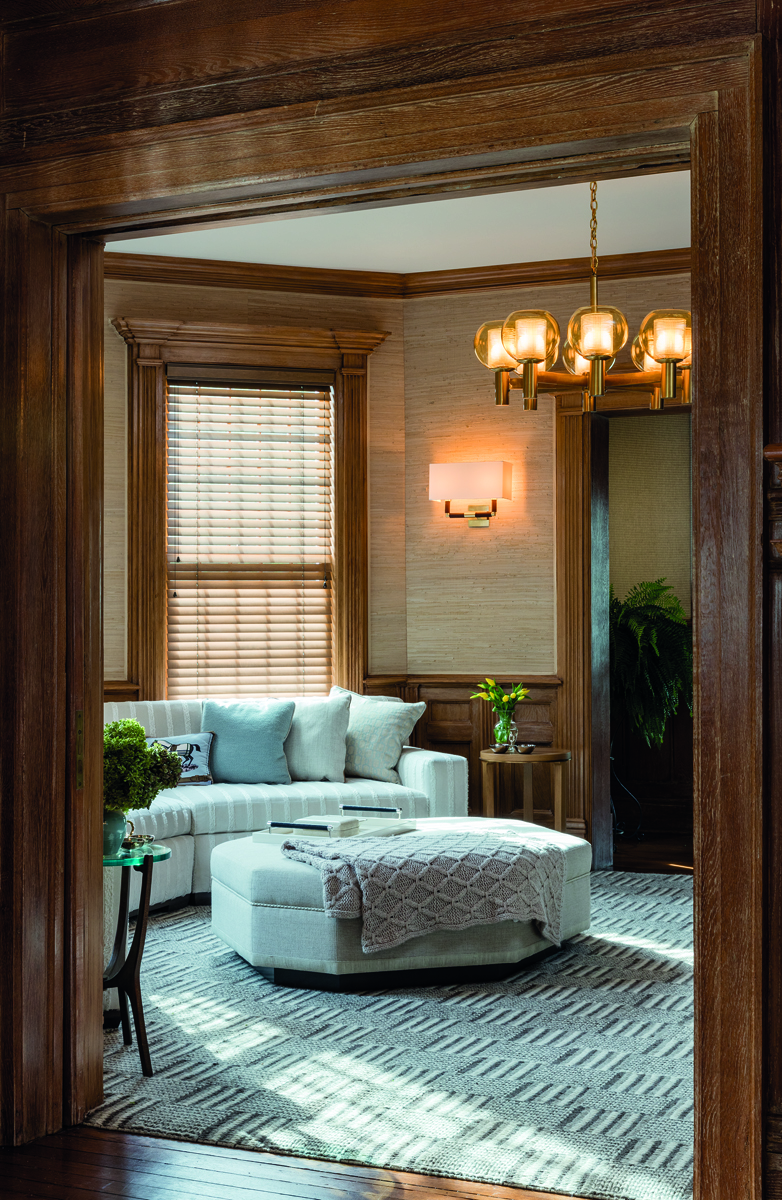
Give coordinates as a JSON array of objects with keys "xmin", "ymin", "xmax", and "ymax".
[{"xmin": 166, "ymin": 379, "xmax": 333, "ymax": 698}]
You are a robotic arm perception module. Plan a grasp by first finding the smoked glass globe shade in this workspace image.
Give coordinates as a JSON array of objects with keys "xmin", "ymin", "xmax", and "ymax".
[
  {"xmin": 631, "ymin": 334, "xmax": 657, "ymax": 373},
  {"xmin": 567, "ymin": 305, "xmax": 629, "ymax": 360},
  {"xmin": 681, "ymin": 327, "xmax": 692, "ymax": 366},
  {"xmin": 474, "ymin": 321, "xmax": 518, "ymax": 370},
  {"xmin": 639, "ymin": 309, "xmax": 692, "ymax": 363},
  {"xmin": 564, "ymin": 340, "xmax": 613, "ymax": 376},
  {"xmin": 500, "ymin": 309, "xmax": 560, "ymax": 364}
]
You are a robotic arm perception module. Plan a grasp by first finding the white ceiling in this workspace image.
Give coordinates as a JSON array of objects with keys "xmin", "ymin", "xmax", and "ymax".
[{"xmin": 107, "ymin": 172, "xmax": 690, "ymax": 274}]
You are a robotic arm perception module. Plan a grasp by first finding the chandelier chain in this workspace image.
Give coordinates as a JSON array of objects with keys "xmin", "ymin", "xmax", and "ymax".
[{"xmin": 590, "ymin": 180, "xmax": 598, "ymax": 275}]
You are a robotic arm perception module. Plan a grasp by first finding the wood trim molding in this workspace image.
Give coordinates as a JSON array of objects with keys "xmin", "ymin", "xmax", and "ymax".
[
  {"xmin": 125, "ymin": 343, "xmax": 167, "ymax": 702},
  {"xmin": 0, "ymin": 215, "xmax": 104, "ymax": 1142},
  {"xmin": 0, "ymin": 25, "xmax": 767, "ymax": 1195},
  {"xmin": 103, "ymin": 681, "xmax": 141, "ymax": 703},
  {"xmin": 105, "ymin": 247, "xmax": 691, "ymax": 300},
  {"xmin": 117, "ymin": 318, "xmax": 387, "ymax": 699},
  {"xmin": 333, "ymin": 355, "xmax": 369, "ymax": 691},
  {"xmin": 555, "ymin": 405, "xmax": 612, "ymax": 864},
  {"xmin": 403, "ymin": 247, "xmax": 691, "ymax": 297},
  {"xmin": 105, "ymin": 254, "xmax": 405, "ymax": 298},
  {"xmin": 63, "ymin": 235, "xmax": 105, "ymax": 1128},
  {"xmin": 112, "ymin": 317, "xmax": 389, "ymax": 357}
]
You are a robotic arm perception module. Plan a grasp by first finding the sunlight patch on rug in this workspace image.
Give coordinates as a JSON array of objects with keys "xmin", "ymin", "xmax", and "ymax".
[{"xmin": 86, "ymin": 871, "xmax": 693, "ymax": 1200}]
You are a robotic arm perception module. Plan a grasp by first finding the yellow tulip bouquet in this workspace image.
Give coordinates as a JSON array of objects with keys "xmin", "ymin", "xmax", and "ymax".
[{"xmin": 470, "ymin": 677, "xmax": 530, "ymax": 745}]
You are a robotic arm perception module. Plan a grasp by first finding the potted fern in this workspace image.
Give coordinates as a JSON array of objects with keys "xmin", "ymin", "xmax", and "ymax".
[
  {"xmin": 609, "ymin": 578, "xmax": 693, "ymax": 747},
  {"xmin": 609, "ymin": 579, "xmax": 692, "ymax": 838},
  {"xmin": 103, "ymin": 719, "xmax": 182, "ymax": 856}
]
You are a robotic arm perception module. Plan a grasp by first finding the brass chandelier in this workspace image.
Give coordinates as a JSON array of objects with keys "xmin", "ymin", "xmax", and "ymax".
[{"xmin": 474, "ymin": 182, "xmax": 692, "ymax": 412}]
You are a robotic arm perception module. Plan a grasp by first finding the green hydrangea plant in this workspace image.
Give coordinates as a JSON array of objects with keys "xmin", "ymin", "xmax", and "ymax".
[{"xmin": 103, "ymin": 718, "xmax": 182, "ymax": 813}]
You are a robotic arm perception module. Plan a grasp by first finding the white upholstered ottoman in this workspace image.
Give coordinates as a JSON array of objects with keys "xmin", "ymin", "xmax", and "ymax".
[{"xmin": 210, "ymin": 816, "xmax": 592, "ymax": 989}]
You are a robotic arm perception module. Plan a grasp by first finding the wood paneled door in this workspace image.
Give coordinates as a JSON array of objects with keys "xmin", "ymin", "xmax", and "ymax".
[{"xmin": 0, "ymin": 13, "xmax": 773, "ymax": 1200}]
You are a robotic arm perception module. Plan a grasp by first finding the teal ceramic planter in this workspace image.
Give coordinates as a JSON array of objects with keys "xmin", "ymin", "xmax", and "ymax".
[{"xmin": 103, "ymin": 808, "xmax": 126, "ymax": 857}]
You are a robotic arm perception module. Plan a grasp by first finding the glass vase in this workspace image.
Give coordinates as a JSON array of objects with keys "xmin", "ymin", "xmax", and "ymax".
[{"xmin": 493, "ymin": 712, "xmax": 518, "ymax": 746}]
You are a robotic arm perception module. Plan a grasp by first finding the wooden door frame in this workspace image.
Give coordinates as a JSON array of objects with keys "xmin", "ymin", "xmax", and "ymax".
[
  {"xmin": 0, "ymin": 34, "xmax": 765, "ymax": 1200},
  {"xmin": 555, "ymin": 397, "xmax": 694, "ymax": 869}
]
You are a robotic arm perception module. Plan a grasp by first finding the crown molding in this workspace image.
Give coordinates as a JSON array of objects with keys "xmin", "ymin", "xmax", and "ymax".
[
  {"xmin": 105, "ymin": 247, "xmax": 690, "ymax": 300},
  {"xmin": 111, "ymin": 317, "xmax": 389, "ymax": 356},
  {"xmin": 403, "ymin": 247, "xmax": 691, "ymax": 296},
  {"xmin": 105, "ymin": 253, "xmax": 404, "ymax": 297}
]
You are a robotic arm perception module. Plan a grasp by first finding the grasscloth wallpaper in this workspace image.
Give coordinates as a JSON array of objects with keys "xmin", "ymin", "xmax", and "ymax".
[
  {"xmin": 609, "ymin": 413, "xmax": 693, "ymax": 616},
  {"xmin": 103, "ymin": 270, "xmax": 690, "ymax": 681}
]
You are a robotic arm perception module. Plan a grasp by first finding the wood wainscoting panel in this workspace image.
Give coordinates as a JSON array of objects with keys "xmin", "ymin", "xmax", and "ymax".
[{"xmin": 365, "ymin": 675, "xmax": 562, "ymax": 821}]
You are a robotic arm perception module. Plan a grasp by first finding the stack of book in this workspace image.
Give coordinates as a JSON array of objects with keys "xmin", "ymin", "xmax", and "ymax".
[{"xmin": 252, "ymin": 813, "xmax": 416, "ymax": 842}]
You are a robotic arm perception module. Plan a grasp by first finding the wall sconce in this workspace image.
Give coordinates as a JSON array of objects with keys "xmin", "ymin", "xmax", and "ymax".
[{"xmin": 429, "ymin": 461, "xmax": 513, "ymax": 527}]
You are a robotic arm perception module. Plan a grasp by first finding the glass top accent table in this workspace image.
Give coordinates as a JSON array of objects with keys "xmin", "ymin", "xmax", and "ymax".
[{"xmin": 103, "ymin": 843, "xmax": 172, "ymax": 1077}]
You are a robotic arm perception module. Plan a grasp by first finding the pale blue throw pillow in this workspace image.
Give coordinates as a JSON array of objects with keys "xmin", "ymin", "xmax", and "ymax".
[
  {"xmin": 329, "ymin": 686, "xmax": 426, "ymax": 784},
  {"xmin": 283, "ymin": 694, "xmax": 351, "ymax": 782},
  {"xmin": 203, "ymin": 699, "xmax": 295, "ymax": 784}
]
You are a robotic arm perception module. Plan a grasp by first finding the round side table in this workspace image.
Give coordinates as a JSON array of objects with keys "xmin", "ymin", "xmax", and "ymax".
[
  {"xmin": 103, "ymin": 843, "xmax": 171, "ymax": 1077},
  {"xmin": 479, "ymin": 748, "xmax": 571, "ymax": 831}
]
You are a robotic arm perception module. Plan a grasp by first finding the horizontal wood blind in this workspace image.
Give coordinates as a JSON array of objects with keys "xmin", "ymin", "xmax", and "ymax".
[{"xmin": 166, "ymin": 379, "xmax": 333, "ymax": 697}]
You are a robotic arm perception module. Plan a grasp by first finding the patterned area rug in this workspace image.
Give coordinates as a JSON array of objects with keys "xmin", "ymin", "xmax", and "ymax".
[{"xmin": 86, "ymin": 872, "xmax": 693, "ymax": 1200}]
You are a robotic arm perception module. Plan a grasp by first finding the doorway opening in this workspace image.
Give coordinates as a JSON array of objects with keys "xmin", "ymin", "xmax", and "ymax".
[
  {"xmin": 92, "ymin": 169, "xmax": 696, "ymax": 1200},
  {"xmin": 608, "ymin": 412, "xmax": 694, "ymax": 875}
]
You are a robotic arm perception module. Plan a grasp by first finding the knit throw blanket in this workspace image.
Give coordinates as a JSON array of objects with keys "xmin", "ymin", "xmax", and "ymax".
[{"xmin": 281, "ymin": 827, "xmax": 568, "ymax": 954}]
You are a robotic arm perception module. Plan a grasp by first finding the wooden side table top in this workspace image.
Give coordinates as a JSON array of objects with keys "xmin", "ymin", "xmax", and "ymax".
[
  {"xmin": 480, "ymin": 747, "xmax": 571, "ymax": 829},
  {"xmin": 479, "ymin": 748, "xmax": 571, "ymax": 764}
]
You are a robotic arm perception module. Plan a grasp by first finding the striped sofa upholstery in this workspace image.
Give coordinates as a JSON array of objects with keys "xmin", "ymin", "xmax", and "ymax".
[{"xmin": 104, "ymin": 698, "xmax": 469, "ymax": 910}]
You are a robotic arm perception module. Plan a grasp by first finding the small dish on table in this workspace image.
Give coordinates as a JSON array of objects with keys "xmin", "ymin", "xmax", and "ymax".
[{"xmin": 489, "ymin": 743, "xmax": 509, "ymax": 754}]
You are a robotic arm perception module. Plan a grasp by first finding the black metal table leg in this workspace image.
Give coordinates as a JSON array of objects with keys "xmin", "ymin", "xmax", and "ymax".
[{"xmin": 103, "ymin": 854, "xmax": 156, "ymax": 1076}]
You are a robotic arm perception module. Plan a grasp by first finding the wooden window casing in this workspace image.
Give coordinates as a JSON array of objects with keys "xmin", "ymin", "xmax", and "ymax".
[
  {"xmin": 114, "ymin": 319, "xmax": 388, "ymax": 699},
  {"xmin": 166, "ymin": 376, "xmax": 334, "ymax": 698}
]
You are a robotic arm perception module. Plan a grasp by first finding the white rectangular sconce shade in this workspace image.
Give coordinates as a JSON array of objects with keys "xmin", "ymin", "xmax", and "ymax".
[{"xmin": 429, "ymin": 461, "xmax": 513, "ymax": 501}]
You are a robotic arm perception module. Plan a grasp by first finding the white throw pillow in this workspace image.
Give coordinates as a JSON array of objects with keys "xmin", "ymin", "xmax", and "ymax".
[
  {"xmin": 284, "ymin": 695, "xmax": 352, "ymax": 782},
  {"xmin": 329, "ymin": 686, "xmax": 426, "ymax": 784}
]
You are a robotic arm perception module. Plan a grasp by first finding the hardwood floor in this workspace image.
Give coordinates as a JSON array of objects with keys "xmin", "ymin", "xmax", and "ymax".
[
  {"xmin": 0, "ymin": 1126, "xmax": 584, "ymax": 1200},
  {"xmin": 613, "ymin": 831, "xmax": 694, "ymax": 875}
]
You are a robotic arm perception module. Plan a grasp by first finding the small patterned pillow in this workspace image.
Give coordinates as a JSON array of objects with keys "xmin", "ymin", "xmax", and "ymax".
[
  {"xmin": 329, "ymin": 686, "xmax": 426, "ymax": 785},
  {"xmin": 146, "ymin": 732, "xmax": 214, "ymax": 786}
]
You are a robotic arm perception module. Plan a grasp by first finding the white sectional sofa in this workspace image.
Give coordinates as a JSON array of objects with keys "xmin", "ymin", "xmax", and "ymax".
[{"xmin": 104, "ymin": 698, "xmax": 469, "ymax": 911}]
